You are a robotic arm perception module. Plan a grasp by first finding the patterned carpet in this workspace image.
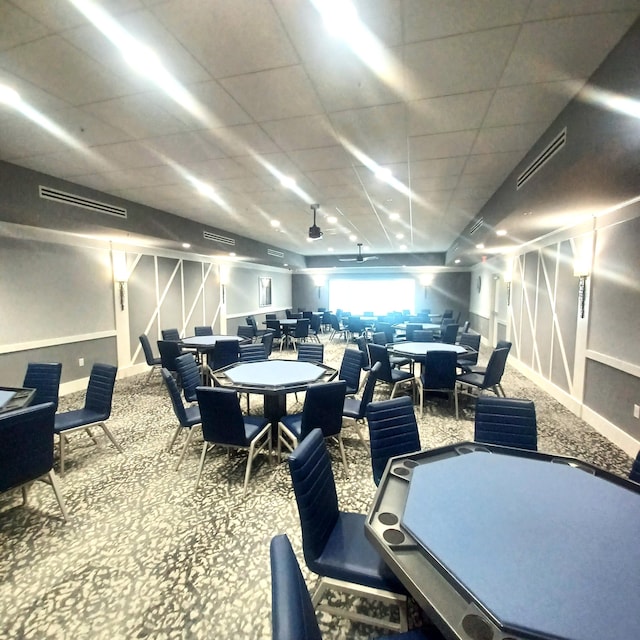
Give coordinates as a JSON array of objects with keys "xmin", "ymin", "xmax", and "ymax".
[{"xmin": 0, "ymin": 336, "xmax": 634, "ymax": 640}]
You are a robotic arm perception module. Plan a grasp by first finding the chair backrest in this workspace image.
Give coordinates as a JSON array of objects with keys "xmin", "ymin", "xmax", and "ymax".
[
  {"xmin": 458, "ymin": 332, "xmax": 481, "ymax": 365},
  {"xmin": 309, "ymin": 314, "xmax": 322, "ymax": 334},
  {"xmin": 197, "ymin": 386, "xmax": 248, "ymax": 447},
  {"xmin": 288, "ymin": 429, "xmax": 340, "ymax": 572},
  {"xmin": 139, "ymin": 334, "xmax": 160, "ymax": 366},
  {"xmin": 339, "ymin": 348, "xmax": 363, "ymax": 393},
  {"xmin": 194, "ymin": 325, "xmax": 213, "ymax": 336},
  {"xmin": 261, "ymin": 332, "xmax": 274, "ymax": 356},
  {"xmin": 157, "ymin": 340, "xmax": 182, "ymax": 372},
  {"xmin": 83, "ymin": 363, "xmax": 117, "ymax": 419},
  {"xmin": 161, "ymin": 328, "xmax": 180, "ymax": 341},
  {"xmin": 175, "ymin": 353, "xmax": 200, "ymax": 402},
  {"xmin": 330, "ymin": 314, "xmax": 342, "ymax": 331},
  {"xmin": 285, "ymin": 309, "xmax": 293, "ymax": 319},
  {"xmin": 375, "ymin": 322, "xmax": 394, "ymax": 344},
  {"xmin": 443, "ymin": 309, "xmax": 454, "ymax": 319},
  {"xmin": 405, "ymin": 323, "xmax": 422, "ymax": 341},
  {"xmin": 461, "ymin": 320, "xmax": 471, "ymax": 333},
  {"xmin": 270, "ymin": 534, "xmax": 323, "ymax": 640},
  {"xmin": 475, "ymin": 397, "xmax": 537, "ymax": 451},
  {"xmin": 240, "ymin": 343, "xmax": 267, "ymax": 362},
  {"xmin": 238, "ymin": 324, "xmax": 255, "ymax": 340},
  {"xmin": 351, "ymin": 361, "xmax": 381, "ymax": 420},
  {"xmin": 302, "ymin": 311, "xmax": 313, "ymax": 320},
  {"xmin": 481, "ymin": 347, "xmax": 510, "ymax": 389},
  {"xmin": 297, "ymin": 343, "xmax": 323, "ymax": 363},
  {"xmin": 347, "ymin": 317, "xmax": 364, "ymax": 334},
  {"xmin": 0, "ymin": 402, "xmax": 56, "ymax": 491},
  {"xmin": 161, "ymin": 367, "xmax": 191, "ymax": 426},
  {"xmin": 265, "ymin": 319, "xmax": 282, "ymax": 339},
  {"xmin": 210, "ymin": 340, "xmax": 239, "ymax": 371},
  {"xmin": 293, "ymin": 318, "xmax": 310, "ymax": 339},
  {"xmin": 266, "ymin": 313, "xmax": 277, "ymax": 320},
  {"xmin": 356, "ymin": 336, "xmax": 371, "ymax": 369},
  {"xmin": 371, "ymin": 331, "xmax": 387, "ymax": 346},
  {"xmin": 441, "ymin": 323, "xmax": 459, "ymax": 344},
  {"xmin": 300, "ymin": 381, "xmax": 347, "ymax": 439},
  {"xmin": 496, "ymin": 339, "xmax": 513, "ymax": 354},
  {"xmin": 367, "ymin": 343, "xmax": 393, "ymax": 384},
  {"xmin": 629, "ymin": 451, "xmax": 640, "ymax": 484},
  {"xmin": 22, "ymin": 362, "xmax": 62, "ymax": 410},
  {"xmin": 246, "ymin": 315, "xmax": 258, "ymax": 330},
  {"xmin": 366, "ymin": 396, "xmax": 421, "ymax": 485},
  {"xmin": 421, "ymin": 350, "xmax": 458, "ymax": 391},
  {"xmin": 413, "ymin": 329, "xmax": 433, "ymax": 342}
]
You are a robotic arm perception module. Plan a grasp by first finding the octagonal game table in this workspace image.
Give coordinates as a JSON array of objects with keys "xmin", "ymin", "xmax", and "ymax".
[
  {"xmin": 390, "ymin": 341, "xmax": 468, "ymax": 362},
  {"xmin": 211, "ymin": 359, "xmax": 337, "ymax": 426},
  {"xmin": 0, "ymin": 386, "xmax": 35, "ymax": 414},
  {"xmin": 365, "ymin": 442, "xmax": 640, "ymax": 640}
]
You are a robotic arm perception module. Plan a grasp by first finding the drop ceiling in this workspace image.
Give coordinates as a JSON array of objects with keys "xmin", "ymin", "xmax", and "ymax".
[{"xmin": 0, "ymin": 0, "xmax": 638, "ymax": 262}]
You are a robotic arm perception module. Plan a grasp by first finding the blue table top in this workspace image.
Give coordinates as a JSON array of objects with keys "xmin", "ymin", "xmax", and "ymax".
[
  {"xmin": 391, "ymin": 342, "xmax": 467, "ymax": 357},
  {"xmin": 180, "ymin": 335, "xmax": 243, "ymax": 347},
  {"xmin": 402, "ymin": 451, "xmax": 640, "ymax": 640}
]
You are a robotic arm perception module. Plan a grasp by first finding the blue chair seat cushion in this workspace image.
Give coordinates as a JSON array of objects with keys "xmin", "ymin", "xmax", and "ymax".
[
  {"xmin": 243, "ymin": 415, "xmax": 270, "ymax": 441},
  {"xmin": 54, "ymin": 408, "xmax": 108, "ymax": 432},
  {"xmin": 311, "ymin": 511, "xmax": 405, "ymax": 593},
  {"xmin": 342, "ymin": 397, "xmax": 362, "ymax": 420},
  {"xmin": 183, "ymin": 405, "xmax": 201, "ymax": 428},
  {"xmin": 457, "ymin": 372, "xmax": 484, "ymax": 386},
  {"xmin": 391, "ymin": 369, "xmax": 413, "ymax": 383},
  {"xmin": 280, "ymin": 413, "xmax": 303, "ymax": 440}
]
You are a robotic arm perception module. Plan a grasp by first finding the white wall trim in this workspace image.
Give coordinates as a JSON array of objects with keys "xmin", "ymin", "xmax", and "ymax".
[
  {"xmin": 582, "ymin": 406, "xmax": 640, "ymax": 457},
  {"xmin": 0, "ymin": 330, "xmax": 117, "ymax": 355},
  {"xmin": 586, "ymin": 349, "xmax": 640, "ymax": 379}
]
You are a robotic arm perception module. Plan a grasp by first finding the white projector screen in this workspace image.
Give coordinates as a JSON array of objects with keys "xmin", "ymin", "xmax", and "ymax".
[{"xmin": 328, "ymin": 278, "xmax": 415, "ymax": 315}]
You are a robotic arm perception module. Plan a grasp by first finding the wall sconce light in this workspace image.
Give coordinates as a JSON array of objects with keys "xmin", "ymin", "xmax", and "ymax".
[
  {"xmin": 313, "ymin": 274, "xmax": 326, "ymax": 299},
  {"xmin": 504, "ymin": 271, "xmax": 512, "ymax": 306},
  {"xmin": 574, "ymin": 261, "xmax": 590, "ymax": 319},
  {"xmin": 419, "ymin": 273, "xmax": 434, "ymax": 298},
  {"xmin": 112, "ymin": 251, "xmax": 128, "ymax": 311},
  {"xmin": 219, "ymin": 264, "xmax": 230, "ymax": 304}
]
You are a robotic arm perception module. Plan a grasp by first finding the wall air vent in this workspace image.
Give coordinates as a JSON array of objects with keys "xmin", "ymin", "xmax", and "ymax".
[
  {"xmin": 203, "ymin": 231, "xmax": 235, "ymax": 246},
  {"xmin": 39, "ymin": 185, "xmax": 127, "ymax": 218},
  {"xmin": 468, "ymin": 217, "xmax": 484, "ymax": 235},
  {"xmin": 517, "ymin": 127, "xmax": 567, "ymax": 190},
  {"xmin": 268, "ymin": 249, "xmax": 284, "ymax": 258}
]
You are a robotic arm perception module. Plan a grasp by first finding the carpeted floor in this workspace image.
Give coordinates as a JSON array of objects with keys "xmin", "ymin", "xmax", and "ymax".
[{"xmin": 0, "ymin": 336, "xmax": 635, "ymax": 640}]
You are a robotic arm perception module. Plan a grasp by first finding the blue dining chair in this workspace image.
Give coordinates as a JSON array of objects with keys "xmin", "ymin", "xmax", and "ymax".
[
  {"xmin": 416, "ymin": 350, "xmax": 459, "ymax": 418},
  {"xmin": 342, "ymin": 361, "xmax": 381, "ymax": 448},
  {"xmin": 54, "ymin": 363, "xmax": 122, "ymax": 476},
  {"xmin": 194, "ymin": 325, "xmax": 213, "ymax": 336},
  {"xmin": 161, "ymin": 368, "xmax": 201, "ymax": 470},
  {"xmin": 338, "ymin": 348, "xmax": 363, "ymax": 395},
  {"xmin": 22, "ymin": 362, "xmax": 62, "ymax": 410},
  {"xmin": 629, "ymin": 451, "xmax": 640, "ymax": 484},
  {"xmin": 474, "ymin": 396, "xmax": 537, "ymax": 451},
  {"xmin": 368, "ymin": 343, "xmax": 415, "ymax": 399},
  {"xmin": 195, "ymin": 387, "xmax": 270, "ymax": 496},
  {"xmin": 139, "ymin": 334, "xmax": 162, "ymax": 383},
  {"xmin": 287, "ymin": 429, "xmax": 408, "ymax": 632},
  {"xmin": 161, "ymin": 328, "xmax": 181, "ymax": 341},
  {"xmin": 174, "ymin": 353, "xmax": 201, "ymax": 403},
  {"xmin": 366, "ymin": 396, "xmax": 421, "ymax": 486}
]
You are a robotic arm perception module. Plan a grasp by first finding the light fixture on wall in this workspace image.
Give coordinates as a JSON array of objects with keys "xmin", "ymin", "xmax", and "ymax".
[
  {"xmin": 504, "ymin": 270, "xmax": 512, "ymax": 307},
  {"xmin": 313, "ymin": 274, "xmax": 326, "ymax": 299},
  {"xmin": 573, "ymin": 261, "xmax": 590, "ymax": 319},
  {"xmin": 419, "ymin": 273, "xmax": 434, "ymax": 298},
  {"xmin": 112, "ymin": 251, "xmax": 128, "ymax": 311},
  {"xmin": 219, "ymin": 264, "xmax": 230, "ymax": 304}
]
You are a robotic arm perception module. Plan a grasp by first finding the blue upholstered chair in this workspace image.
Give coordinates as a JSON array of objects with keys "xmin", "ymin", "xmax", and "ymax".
[
  {"xmin": 292, "ymin": 319, "xmax": 310, "ymax": 351},
  {"xmin": 356, "ymin": 336, "xmax": 372, "ymax": 372},
  {"xmin": 457, "ymin": 347, "xmax": 510, "ymax": 398},
  {"xmin": 54, "ymin": 363, "xmax": 121, "ymax": 476},
  {"xmin": 240, "ymin": 343, "xmax": 268, "ymax": 362},
  {"xmin": 0, "ymin": 402, "xmax": 69, "ymax": 520},
  {"xmin": 139, "ymin": 334, "xmax": 162, "ymax": 383},
  {"xmin": 195, "ymin": 387, "xmax": 270, "ymax": 496},
  {"xmin": 413, "ymin": 329, "xmax": 434, "ymax": 342},
  {"xmin": 278, "ymin": 381, "xmax": 347, "ymax": 472},
  {"xmin": 372, "ymin": 332, "xmax": 411, "ymax": 369},
  {"xmin": 209, "ymin": 339, "xmax": 239, "ymax": 372},
  {"xmin": 157, "ymin": 339, "xmax": 182, "ymax": 376},
  {"xmin": 261, "ymin": 332, "xmax": 274, "ymax": 357},
  {"xmin": 367, "ymin": 343, "xmax": 415, "ymax": 399},
  {"xmin": 174, "ymin": 353, "xmax": 201, "ymax": 403},
  {"xmin": 161, "ymin": 328, "xmax": 181, "ymax": 341},
  {"xmin": 288, "ymin": 429, "xmax": 408, "ymax": 632},
  {"xmin": 237, "ymin": 324, "xmax": 255, "ymax": 342},
  {"xmin": 194, "ymin": 325, "xmax": 213, "ymax": 336},
  {"xmin": 338, "ymin": 348, "xmax": 363, "ymax": 396},
  {"xmin": 342, "ymin": 361, "xmax": 381, "ymax": 448},
  {"xmin": 456, "ymin": 332, "xmax": 481, "ymax": 371},
  {"xmin": 629, "ymin": 452, "xmax": 640, "ymax": 484},
  {"xmin": 366, "ymin": 396, "xmax": 421, "ymax": 486},
  {"xmin": 474, "ymin": 396, "xmax": 538, "ymax": 451},
  {"xmin": 265, "ymin": 320, "xmax": 284, "ymax": 351},
  {"xmin": 161, "ymin": 368, "xmax": 201, "ymax": 470},
  {"xmin": 439, "ymin": 323, "xmax": 459, "ymax": 344},
  {"xmin": 328, "ymin": 314, "xmax": 347, "ymax": 342},
  {"xmin": 465, "ymin": 340, "xmax": 512, "ymax": 397},
  {"xmin": 416, "ymin": 350, "xmax": 459, "ymax": 419},
  {"xmin": 22, "ymin": 362, "xmax": 62, "ymax": 410},
  {"xmin": 296, "ymin": 342, "xmax": 323, "ymax": 363}
]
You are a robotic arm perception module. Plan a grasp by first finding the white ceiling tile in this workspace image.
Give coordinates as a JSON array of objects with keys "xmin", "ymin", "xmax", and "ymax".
[
  {"xmin": 0, "ymin": 2, "xmax": 50, "ymax": 50},
  {"xmin": 472, "ymin": 123, "xmax": 549, "ymax": 154},
  {"xmin": 144, "ymin": 131, "xmax": 225, "ymax": 164},
  {"xmin": 261, "ymin": 115, "xmax": 338, "ymax": 152},
  {"xmin": 463, "ymin": 151, "xmax": 526, "ymax": 177},
  {"xmin": 525, "ymin": 1, "xmax": 640, "ymax": 21},
  {"xmin": 287, "ymin": 146, "xmax": 353, "ymax": 172},
  {"xmin": 410, "ymin": 130, "xmax": 477, "ymax": 161},
  {"xmin": 410, "ymin": 157, "xmax": 466, "ymax": 178},
  {"xmin": 92, "ymin": 140, "xmax": 163, "ymax": 168},
  {"xmin": 207, "ymin": 124, "xmax": 281, "ymax": 157}
]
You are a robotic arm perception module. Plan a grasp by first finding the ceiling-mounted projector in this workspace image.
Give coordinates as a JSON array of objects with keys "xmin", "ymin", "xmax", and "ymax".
[{"xmin": 308, "ymin": 203, "xmax": 323, "ymax": 240}]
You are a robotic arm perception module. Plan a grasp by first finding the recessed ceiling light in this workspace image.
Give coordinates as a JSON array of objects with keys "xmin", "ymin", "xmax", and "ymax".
[
  {"xmin": 396, "ymin": 233, "xmax": 404, "ymax": 240},
  {"xmin": 375, "ymin": 167, "xmax": 392, "ymax": 182},
  {"xmin": 280, "ymin": 176, "xmax": 296, "ymax": 189},
  {"xmin": 270, "ymin": 219, "xmax": 280, "ymax": 227},
  {"xmin": 454, "ymin": 259, "xmax": 461, "ymax": 264},
  {"xmin": 327, "ymin": 216, "xmax": 337, "ymax": 224},
  {"xmin": 349, "ymin": 234, "xmax": 357, "ymax": 242},
  {"xmin": 496, "ymin": 229, "xmax": 507, "ymax": 236},
  {"xmin": 283, "ymin": 263, "xmax": 288, "ymax": 267},
  {"xmin": 182, "ymin": 242, "xmax": 191, "ymax": 248},
  {"xmin": 399, "ymin": 244, "xmax": 407, "ymax": 251},
  {"xmin": 389, "ymin": 212, "xmax": 400, "ymax": 221},
  {"xmin": 476, "ymin": 243, "xmax": 485, "ymax": 249}
]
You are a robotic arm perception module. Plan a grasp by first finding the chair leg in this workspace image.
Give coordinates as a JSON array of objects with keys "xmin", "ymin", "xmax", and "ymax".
[
  {"xmin": 336, "ymin": 434, "xmax": 349, "ymax": 477},
  {"xmin": 166, "ymin": 425, "xmax": 183, "ymax": 453},
  {"xmin": 352, "ymin": 419, "xmax": 370, "ymax": 450},
  {"xmin": 21, "ymin": 481, "xmax": 35, "ymax": 504},
  {"xmin": 195, "ymin": 442, "xmax": 210, "ymax": 489},
  {"xmin": 47, "ymin": 470, "xmax": 69, "ymax": 521},
  {"xmin": 85, "ymin": 427, "xmax": 100, "ymax": 446},
  {"xmin": 100, "ymin": 423, "xmax": 123, "ymax": 453},
  {"xmin": 58, "ymin": 433, "xmax": 66, "ymax": 477},
  {"xmin": 176, "ymin": 427, "xmax": 197, "ymax": 471},
  {"xmin": 453, "ymin": 388, "xmax": 459, "ymax": 420}
]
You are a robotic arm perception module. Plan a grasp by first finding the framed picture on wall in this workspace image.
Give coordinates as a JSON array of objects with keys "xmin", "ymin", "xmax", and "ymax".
[{"xmin": 259, "ymin": 277, "xmax": 272, "ymax": 307}]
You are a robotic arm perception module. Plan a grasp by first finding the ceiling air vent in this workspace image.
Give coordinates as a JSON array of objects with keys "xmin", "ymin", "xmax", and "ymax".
[
  {"xmin": 203, "ymin": 231, "xmax": 235, "ymax": 246},
  {"xmin": 39, "ymin": 185, "xmax": 127, "ymax": 218},
  {"xmin": 268, "ymin": 249, "xmax": 284, "ymax": 258},
  {"xmin": 468, "ymin": 217, "xmax": 484, "ymax": 235},
  {"xmin": 517, "ymin": 127, "xmax": 567, "ymax": 190}
]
